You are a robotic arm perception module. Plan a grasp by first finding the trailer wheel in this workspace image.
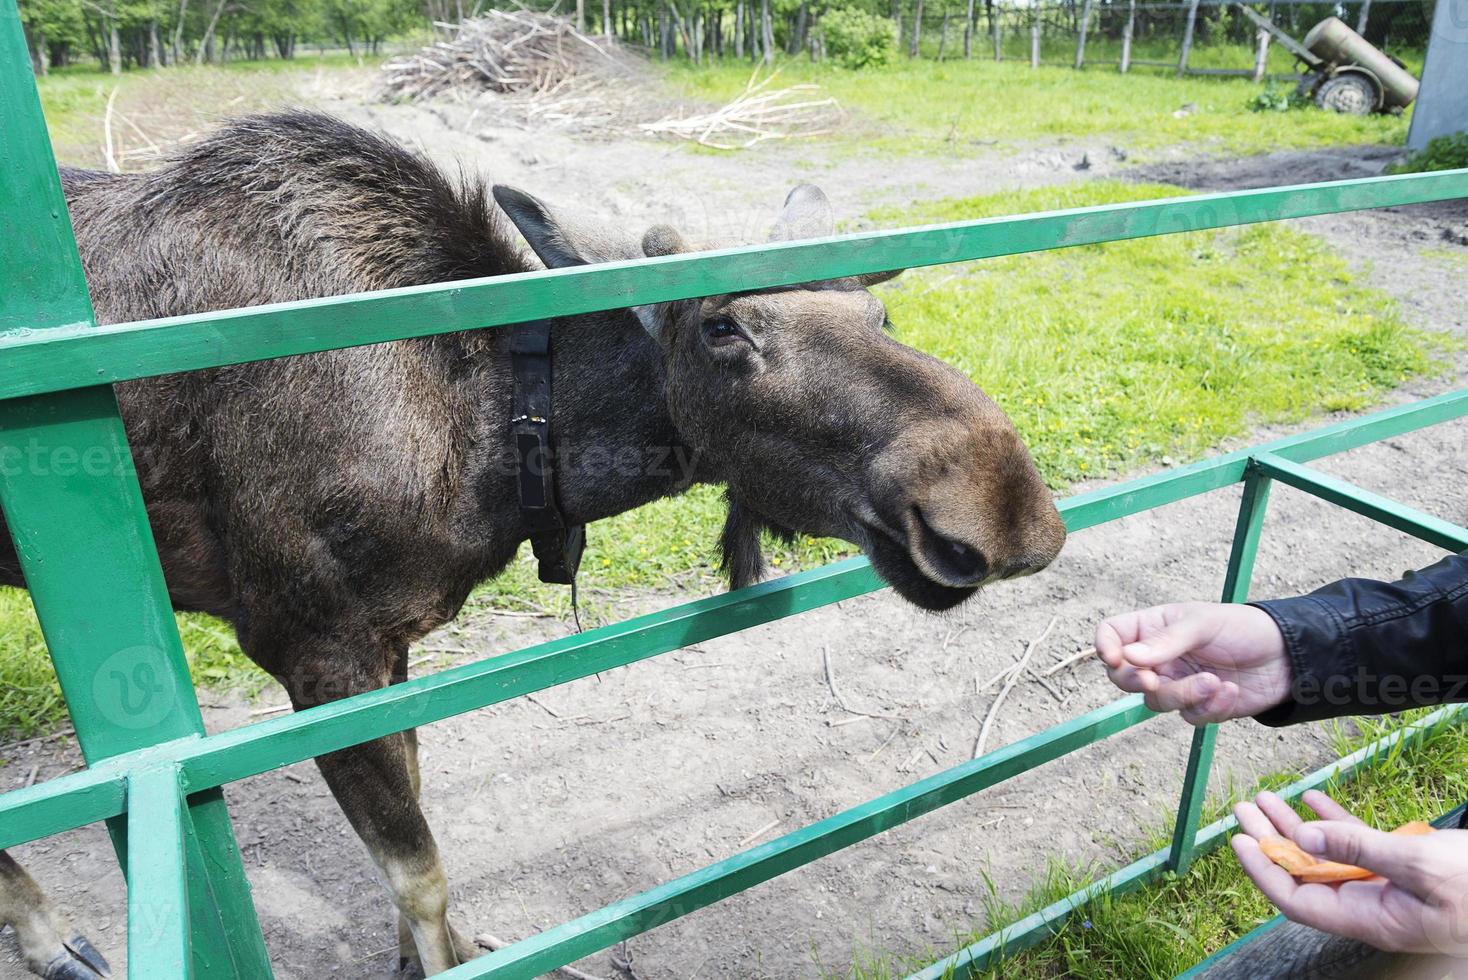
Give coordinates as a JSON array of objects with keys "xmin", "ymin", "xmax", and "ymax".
[{"xmin": 1316, "ymin": 73, "xmax": 1378, "ymax": 114}]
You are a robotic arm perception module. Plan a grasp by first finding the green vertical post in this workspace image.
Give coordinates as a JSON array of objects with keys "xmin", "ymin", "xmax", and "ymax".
[
  {"xmin": 129, "ymin": 766, "xmax": 192, "ymax": 980},
  {"xmin": 1168, "ymin": 465, "xmax": 1272, "ymax": 875},
  {"xmin": 0, "ymin": 5, "xmax": 271, "ymax": 977}
]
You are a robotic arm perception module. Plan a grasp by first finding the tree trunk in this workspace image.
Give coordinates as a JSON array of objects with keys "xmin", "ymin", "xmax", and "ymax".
[
  {"xmin": 760, "ymin": 0, "xmax": 772, "ymax": 65},
  {"xmin": 962, "ymin": 0, "xmax": 974, "ymax": 57},
  {"xmin": 908, "ymin": 0, "xmax": 923, "ymax": 57},
  {"xmin": 148, "ymin": 20, "xmax": 162, "ymax": 66},
  {"xmin": 28, "ymin": 26, "xmax": 49, "ymax": 75},
  {"xmin": 603, "ymin": 0, "xmax": 612, "ymax": 37},
  {"xmin": 108, "ymin": 19, "xmax": 121, "ymax": 74},
  {"xmin": 576, "ymin": 0, "xmax": 585, "ymax": 33},
  {"xmin": 196, "ymin": 0, "xmax": 228, "ymax": 65},
  {"xmin": 1030, "ymin": 9, "xmax": 1039, "ymax": 67},
  {"xmin": 790, "ymin": 2, "xmax": 807, "ymax": 53},
  {"xmin": 989, "ymin": 0, "xmax": 999, "ymax": 59},
  {"xmin": 734, "ymin": 1, "xmax": 743, "ymax": 56},
  {"xmin": 937, "ymin": 6, "xmax": 949, "ymax": 58},
  {"xmin": 172, "ymin": 0, "xmax": 189, "ymax": 63}
]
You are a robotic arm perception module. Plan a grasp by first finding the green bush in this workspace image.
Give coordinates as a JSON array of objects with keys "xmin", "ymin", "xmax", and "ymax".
[
  {"xmin": 1390, "ymin": 131, "xmax": 1468, "ymax": 174},
  {"xmin": 820, "ymin": 7, "xmax": 897, "ymax": 69},
  {"xmin": 1246, "ymin": 81, "xmax": 1309, "ymax": 113}
]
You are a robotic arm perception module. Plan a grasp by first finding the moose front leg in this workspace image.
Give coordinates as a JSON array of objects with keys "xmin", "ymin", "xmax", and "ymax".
[
  {"xmin": 286, "ymin": 647, "xmax": 477, "ymax": 978},
  {"xmin": 0, "ymin": 850, "xmax": 111, "ymax": 980}
]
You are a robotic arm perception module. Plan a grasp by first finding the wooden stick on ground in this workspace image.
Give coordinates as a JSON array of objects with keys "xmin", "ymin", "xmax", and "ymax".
[
  {"xmin": 1042, "ymin": 646, "xmax": 1099, "ymax": 677},
  {"xmin": 973, "ymin": 616, "xmax": 1057, "ymax": 760}
]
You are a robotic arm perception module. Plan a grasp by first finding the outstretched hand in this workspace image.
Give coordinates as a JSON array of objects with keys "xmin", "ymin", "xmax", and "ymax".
[
  {"xmin": 1232, "ymin": 790, "xmax": 1468, "ymax": 954},
  {"xmin": 1094, "ymin": 601, "xmax": 1293, "ymax": 724}
]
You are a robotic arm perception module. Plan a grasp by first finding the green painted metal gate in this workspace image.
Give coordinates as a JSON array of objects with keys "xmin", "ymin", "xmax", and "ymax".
[{"xmin": 3, "ymin": 4, "xmax": 1468, "ymax": 975}]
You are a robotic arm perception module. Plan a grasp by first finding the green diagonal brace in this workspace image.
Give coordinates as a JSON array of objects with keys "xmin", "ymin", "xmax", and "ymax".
[{"xmin": 0, "ymin": 5, "xmax": 271, "ymax": 977}]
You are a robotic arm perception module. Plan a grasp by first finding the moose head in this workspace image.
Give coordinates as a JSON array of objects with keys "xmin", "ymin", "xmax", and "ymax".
[{"xmin": 494, "ymin": 184, "xmax": 1066, "ymax": 611}]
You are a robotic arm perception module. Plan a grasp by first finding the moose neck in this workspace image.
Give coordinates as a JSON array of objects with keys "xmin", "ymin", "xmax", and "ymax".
[{"xmin": 537, "ymin": 308, "xmax": 703, "ymax": 527}]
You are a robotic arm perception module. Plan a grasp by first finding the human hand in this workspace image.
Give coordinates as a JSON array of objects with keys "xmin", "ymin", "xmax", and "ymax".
[
  {"xmin": 1231, "ymin": 789, "xmax": 1468, "ymax": 953},
  {"xmin": 1094, "ymin": 601, "xmax": 1292, "ymax": 724}
]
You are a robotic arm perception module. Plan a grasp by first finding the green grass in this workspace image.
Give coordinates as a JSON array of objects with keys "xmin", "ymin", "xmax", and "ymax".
[
  {"xmin": 836, "ymin": 709, "xmax": 1468, "ymax": 979},
  {"xmin": 664, "ymin": 54, "xmax": 1410, "ymax": 157},
  {"xmin": 0, "ymin": 180, "xmax": 1439, "ymax": 737},
  {"xmin": 0, "ymin": 589, "xmax": 269, "ymax": 740}
]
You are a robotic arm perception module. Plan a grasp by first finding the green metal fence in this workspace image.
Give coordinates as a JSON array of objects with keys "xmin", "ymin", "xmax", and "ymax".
[{"xmin": 4, "ymin": 4, "xmax": 1468, "ymax": 977}]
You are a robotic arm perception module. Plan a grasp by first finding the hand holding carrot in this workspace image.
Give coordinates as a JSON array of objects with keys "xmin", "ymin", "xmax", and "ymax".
[{"xmin": 1232, "ymin": 790, "xmax": 1468, "ymax": 954}]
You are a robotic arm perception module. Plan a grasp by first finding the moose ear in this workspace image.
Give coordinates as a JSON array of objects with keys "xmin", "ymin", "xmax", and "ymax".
[
  {"xmin": 495, "ymin": 184, "xmax": 672, "ymax": 339},
  {"xmin": 493, "ymin": 184, "xmax": 643, "ymax": 268},
  {"xmin": 769, "ymin": 184, "xmax": 835, "ymax": 242}
]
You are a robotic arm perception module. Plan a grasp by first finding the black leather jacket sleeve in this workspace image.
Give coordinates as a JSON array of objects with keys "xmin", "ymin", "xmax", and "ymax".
[{"xmin": 1248, "ymin": 552, "xmax": 1468, "ymax": 727}]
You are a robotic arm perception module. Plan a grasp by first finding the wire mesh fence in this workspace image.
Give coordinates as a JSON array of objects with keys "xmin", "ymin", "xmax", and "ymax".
[{"xmin": 897, "ymin": 0, "xmax": 1434, "ymax": 77}]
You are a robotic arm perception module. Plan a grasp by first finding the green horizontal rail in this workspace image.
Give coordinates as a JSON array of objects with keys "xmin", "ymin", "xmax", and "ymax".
[
  {"xmin": 0, "ymin": 763, "xmax": 127, "ymax": 850},
  {"xmin": 912, "ymin": 701, "xmax": 1468, "ymax": 980},
  {"xmin": 8, "ymin": 387, "xmax": 1468, "ymax": 852},
  {"xmin": 1, "ymin": 169, "xmax": 1466, "ymax": 402},
  {"xmin": 440, "ymin": 695, "xmax": 1156, "ymax": 980},
  {"xmin": 1253, "ymin": 452, "xmax": 1468, "ymax": 553}
]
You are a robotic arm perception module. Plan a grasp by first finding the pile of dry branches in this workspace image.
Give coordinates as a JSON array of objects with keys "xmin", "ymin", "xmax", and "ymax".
[
  {"xmin": 378, "ymin": 10, "xmax": 636, "ymax": 102},
  {"xmin": 638, "ymin": 70, "xmax": 841, "ymax": 149},
  {"xmin": 378, "ymin": 12, "xmax": 841, "ymax": 148}
]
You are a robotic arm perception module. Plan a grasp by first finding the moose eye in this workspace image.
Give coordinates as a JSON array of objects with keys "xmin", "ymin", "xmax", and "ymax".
[{"xmin": 702, "ymin": 316, "xmax": 747, "ymax": 348}]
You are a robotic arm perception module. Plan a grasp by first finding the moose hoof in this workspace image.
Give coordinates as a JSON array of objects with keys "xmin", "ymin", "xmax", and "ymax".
[
  {"xmin": 394, "ymin": 956, "xmax": 426, "ymax": 980},
  {"xmin": 40, "ymin": 935, "xmax": 111, "ymax": 980}
]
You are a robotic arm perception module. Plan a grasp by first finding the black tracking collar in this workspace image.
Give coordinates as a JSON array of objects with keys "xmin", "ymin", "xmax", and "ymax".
[{"xmin": 510, "ymin": 318, "xmax": 584, "ymax": 585}]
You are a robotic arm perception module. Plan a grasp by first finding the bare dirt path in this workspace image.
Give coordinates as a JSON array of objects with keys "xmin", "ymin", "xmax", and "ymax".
[{"xmin": 4, "ymin": 101, "xmax": 1468, "ymax": 979}]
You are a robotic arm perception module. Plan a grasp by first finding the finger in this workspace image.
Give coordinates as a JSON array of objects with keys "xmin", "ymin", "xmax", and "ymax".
[
  {"xmin": 1255, "ymin": 791, "xmax": 1305, "ymax": 838},
  {"xmin": 1293, "ymin": 821, "xmax": 1434, "ymax": 898},
  {"xmin": 1095, "ymin": 615, "xmax": 1138, "ymax": 668},
  {"xmin": 1118, "ymin": 616, "xmax": 1210, "ymax": 669},
  {"xmin": 1234, "ymin": 800, "xmax": 1279, "ymax": 840},
  {"xmin": 1301, "ymin": 790, "xmax": 1367, "ymax": 826},
  {"xmin": 1232, "ymin": 834, "xmax": 1300, "ymax": 907},
  {"xmin": 1146, "ymin": 672, "xmax": 1221, "ymax": 713},
  {"xmin": 1104, "ymin": 660, "xmax": 1153, "ymax": 694},
  {"xmin": 1180, "ymin": 681, "xmax": 1240, "ymax": 726}
]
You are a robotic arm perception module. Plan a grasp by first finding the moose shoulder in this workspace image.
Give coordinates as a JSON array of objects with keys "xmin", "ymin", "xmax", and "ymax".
[{"xmin": 0, "ymin": 111, "xmax": 1064, "ymax": 978}]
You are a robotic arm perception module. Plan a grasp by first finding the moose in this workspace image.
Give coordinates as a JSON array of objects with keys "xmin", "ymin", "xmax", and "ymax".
[{"xmin": 0, "ymin": 111, "xmax": 1066, "ymax": 978}]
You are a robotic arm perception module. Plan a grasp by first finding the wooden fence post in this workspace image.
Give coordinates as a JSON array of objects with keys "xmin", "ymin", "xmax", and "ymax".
[
  {"xmin": 1253, "ymin": 1, "xmax": 1274, "ymax": 80},
  {"xmin": 1177, "ymin": 0, "xmax": 1200, "ymax": 76},
  {"xmin": 1074, "ymin": 0, "xmax": 1093, "ymax": 68},
  {"xmin": 1120, "ymin": 0, "xmax": 1135, "ymax": 72}
]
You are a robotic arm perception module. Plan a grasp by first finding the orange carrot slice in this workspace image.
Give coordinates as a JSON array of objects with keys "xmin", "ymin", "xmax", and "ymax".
[
  {"xmin": 1259, "ymin": 835, "xmax": 1318, "ymax": 875},
  {"xmin": 1258, "ymin": 820, "xmax": 1435, "ymax": 882}
]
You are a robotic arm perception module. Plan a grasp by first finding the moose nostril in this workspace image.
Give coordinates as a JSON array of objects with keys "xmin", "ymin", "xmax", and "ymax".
[
  {"xmin": 912, "ymin": 508, "xmax": 989, "ymax": 584},
  {"xmin": 942, "ymin": 536, "xmax": 985, "ymax": 580}
]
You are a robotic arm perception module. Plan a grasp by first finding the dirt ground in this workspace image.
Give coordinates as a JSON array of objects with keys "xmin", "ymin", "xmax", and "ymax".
[{"xmin": 4, "ymin": 79, "xmax": 1468, "ymax": 980}]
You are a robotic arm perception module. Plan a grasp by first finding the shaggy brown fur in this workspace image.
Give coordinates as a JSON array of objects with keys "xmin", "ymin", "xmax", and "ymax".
[{"xmin": 0, "ymin": 111, "xmax": 1064, "ymax": 977}]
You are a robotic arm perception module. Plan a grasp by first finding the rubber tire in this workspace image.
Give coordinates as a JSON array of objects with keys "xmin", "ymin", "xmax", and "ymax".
[{"xmin": 1316, "ymin": 73, "xmax": 1378, "ymax": 115}]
